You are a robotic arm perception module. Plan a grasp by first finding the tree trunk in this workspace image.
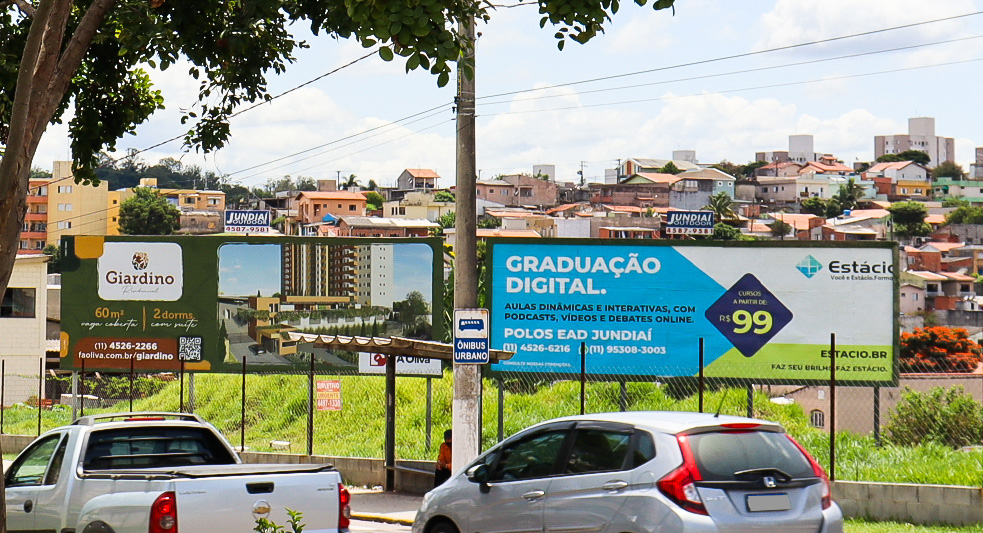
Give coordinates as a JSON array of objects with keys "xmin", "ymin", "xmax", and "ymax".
[{"xmin": 0, "ymin": 1, "xmax": 119, "ymax": 530}]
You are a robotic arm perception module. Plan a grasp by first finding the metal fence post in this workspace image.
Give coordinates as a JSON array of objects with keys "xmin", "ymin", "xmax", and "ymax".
[
  {"xmin": 829, "ymin": 332, "xmax": 836, "ymax": 482},
  {"xmin": 129, "ymin": 355, "xmax": 135, "ymax": 412},
  {"xmin": 1, "ymin": 359, "xmax": 5, "ymax": 434},
  {"xmin": 873, "ymin": 385, "xmax": 880, "ymax": 447},
  {"xmin": 580, "ymin": 342, "xmax": 586, "ymax": 415},
  {"xmin": 699, "ymin": 338, "xmax": 705, "ymax": 413},
  {"xmin": 38, "ymin": 357, "xmax": 43, "ymax": 435},
  {"xmin": 307, "ymin": 353, "xmax": 314, "ymax": 456},
  {"xmin": 71, "ymin": 371, "xmax": 78, "ymax": 421},
  {"xmin": 746, "ymin": 384, "xmax": 753, "ymax": 419},
  {"xmin": 497, "ymin": 376, "xmax": 504, "ymax": 443},
  {"xmin": 241, "ymin": 356, "xmax": 247, "ymax": 452},
  {"xmin": 426, "ymin": 377, "xmax": 433, "ymax": 452},
  {"xmin": 619, "ymin": 381, "xmax": 627, "ymax": 412},
  {"xmin": 179, "ymin": 360, "xmax": 185, "ymax": 413},
  {"xmin": 80, "ymin": 357, "xmax": 85, "ymax": 417}
]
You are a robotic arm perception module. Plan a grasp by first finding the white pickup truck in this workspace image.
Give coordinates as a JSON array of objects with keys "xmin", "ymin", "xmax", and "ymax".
[{"xmin": 4, "ymin": 412, "xmax": 351, "ymax": 533}]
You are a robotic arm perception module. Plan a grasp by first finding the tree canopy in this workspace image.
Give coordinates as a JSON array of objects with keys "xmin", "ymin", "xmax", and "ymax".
[
  {"xmin": 0, "ymin": 0, "xmax": 679, "ymax": 328},
  {"xmin": 876, "ymin": 150, "xmax": 930, "ymax": 165},
  {"xmin": 945, "ymin": 205, "xmax": 983, "ymax": 225},
  {"xmin": 900, "ymin": 326, "xmax": 983, "ymax": 373},
  {"xmin": 117, "ymin": 187, "xmax": 181, "ymax": 235},
  {"xmin": 932, "ymin": 161, "xmax": 966, "ymax": 180},
  {"xmin": 703, "ymin": 191, "xmax": 736, "ymax": 222}
]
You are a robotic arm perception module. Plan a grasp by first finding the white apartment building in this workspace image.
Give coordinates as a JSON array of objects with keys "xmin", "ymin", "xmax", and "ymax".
[
  {"xmin": 355, "ymin": 244, "xmax": 394, "ymax": 309},
  {"xmin": 874, "ymin": 117, "xmax": 955, "ymax": 167}
]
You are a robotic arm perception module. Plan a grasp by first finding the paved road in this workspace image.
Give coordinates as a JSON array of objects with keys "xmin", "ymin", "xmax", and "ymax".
[{"xmin": 350, "ymin": 519, "xmax": 410, "ymax": 532}]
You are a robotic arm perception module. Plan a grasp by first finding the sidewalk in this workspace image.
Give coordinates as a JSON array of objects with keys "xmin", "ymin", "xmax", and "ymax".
[{"xmin": 349, "ymin": 487, "xmax": 423, "ymax": 526}]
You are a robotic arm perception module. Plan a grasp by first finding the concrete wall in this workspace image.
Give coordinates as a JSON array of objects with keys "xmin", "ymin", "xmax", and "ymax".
[
  {"xmin": 241, "ymin": 452, "xmax": 436, "ymax": 495},
  {"xmin": 834, "ymin": 481, "xmax": 983, "ymax": 526}
]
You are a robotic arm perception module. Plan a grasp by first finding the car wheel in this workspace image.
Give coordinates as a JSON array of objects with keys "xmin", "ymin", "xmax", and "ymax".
[{"xmin": 428, "ymin": 519, "xmax": 460, "ymax": 533}]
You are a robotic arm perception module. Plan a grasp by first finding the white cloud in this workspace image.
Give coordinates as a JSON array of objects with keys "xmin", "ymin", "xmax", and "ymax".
[{"xmin": 757, "ymin": 0, "xmax": 979, "ymax": 55}]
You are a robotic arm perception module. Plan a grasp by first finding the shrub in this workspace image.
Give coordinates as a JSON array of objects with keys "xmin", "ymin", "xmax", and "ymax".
[{"xmin": 885, "ymin": 386, "xmax": 983, "ymax": 448}]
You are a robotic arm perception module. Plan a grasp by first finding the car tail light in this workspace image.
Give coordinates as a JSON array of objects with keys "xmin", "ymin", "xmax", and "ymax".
[
  {"xmin": 149, "ymin": 491, "xmax": 177, "ymax": 533},
  {"xmin": 720, "ymin": 423, "xmax": 760, "ymax": 429},
  {"xmin": 787, "ymin": 435, "xmax": 832, "ymax": 510},
  {"xmin": 338, "ymin": 483, "xmax": 352, "ymax": 530},
  {"xmin": 657, "ymin": 435, "xmax": 707, "ymax": 515}
]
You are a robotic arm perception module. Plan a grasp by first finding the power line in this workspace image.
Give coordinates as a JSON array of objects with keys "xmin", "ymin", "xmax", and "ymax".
[
  {"xmin": 480, "ymin": 57, "xmax": 983, "ymax": 117},
  {"xmin": 479, "ymin": 10, "xmax": 983, "ymax": 100},
  {"xmin": 479, "ymin": 34, "xmax": 983, "ymax": 106}
]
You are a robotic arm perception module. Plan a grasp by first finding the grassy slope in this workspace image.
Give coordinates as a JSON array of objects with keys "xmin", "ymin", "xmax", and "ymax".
[{"xmin": 3, "ymin": 372, "xmax": 981, "ymax": 486}]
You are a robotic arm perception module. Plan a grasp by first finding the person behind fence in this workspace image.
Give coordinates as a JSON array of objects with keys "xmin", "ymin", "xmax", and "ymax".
[{"xmin": 434, "ymin": 429, "xmax": 452, "ymax": 487}]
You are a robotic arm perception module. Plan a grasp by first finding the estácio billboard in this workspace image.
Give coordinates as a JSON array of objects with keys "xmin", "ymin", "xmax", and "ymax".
[{"xmin": 488, "ymin": 239, "xmax": 898, "ymax": 385}]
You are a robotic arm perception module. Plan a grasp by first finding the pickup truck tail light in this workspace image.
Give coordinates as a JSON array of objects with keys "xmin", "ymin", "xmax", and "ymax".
[
  {"xmin": 338, "ymin": 483, "xmax": 351, "ymax": 530},
  {"xmin": 150, "ymin": 491, "xmax": 177, "ymax": 533}
]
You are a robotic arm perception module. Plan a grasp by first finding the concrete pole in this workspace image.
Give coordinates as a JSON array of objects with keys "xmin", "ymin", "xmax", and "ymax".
[{"xmin": 453, "ymin": 15, "xmax": 481, "ymax": 469}]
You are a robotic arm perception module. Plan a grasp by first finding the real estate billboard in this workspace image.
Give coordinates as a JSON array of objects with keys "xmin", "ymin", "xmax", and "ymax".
[
  {"xmin": 489, "ymin": 240, "xmax": 898, "ymax": 385},
  {"xmin": 60, "ymin": 235, "xmax": 442, "ymax": 373}
]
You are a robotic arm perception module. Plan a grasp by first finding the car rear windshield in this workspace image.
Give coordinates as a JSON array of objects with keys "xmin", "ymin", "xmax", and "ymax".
[
  {"xmin": 83, "ymin": 427, "xmax": 237, "ymax": 470},
  {"xmin": 688, "ymin": 431, "xmax": 813, "ymax": 481}
]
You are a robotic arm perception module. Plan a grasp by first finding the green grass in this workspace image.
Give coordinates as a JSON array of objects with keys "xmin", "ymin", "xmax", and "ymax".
[
  {"xmin": 3, "ymin": 373, "xmax": 982, "ymax": 487},
  {"xmin": 846, "ymin": 519, "xmax": 983, "ymax": 532}
]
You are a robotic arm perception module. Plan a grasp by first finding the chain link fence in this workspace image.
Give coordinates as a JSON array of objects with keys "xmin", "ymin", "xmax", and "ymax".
[{"xmin": 2, "ymin": 356, "xmax": 981, "ymax": 488}]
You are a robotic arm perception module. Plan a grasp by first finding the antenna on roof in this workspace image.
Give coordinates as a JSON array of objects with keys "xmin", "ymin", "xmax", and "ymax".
[{"xmin": 714, "ymin": 388, "xmax": 731, "ymax": 418}]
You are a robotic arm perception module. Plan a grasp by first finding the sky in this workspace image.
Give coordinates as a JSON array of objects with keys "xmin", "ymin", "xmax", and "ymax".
[
  {"xmin": 33, "ymin": 0, "xmax": 983, "ymax": 190},
  {"xmin": 218, "ymin": 242, "xmax": 434, "ymax": 302}
]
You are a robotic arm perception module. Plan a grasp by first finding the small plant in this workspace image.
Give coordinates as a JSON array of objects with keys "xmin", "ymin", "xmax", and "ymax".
[
  {"xmin": 886, "ymin": 386, "xmax": 983, "ymax": 448},
  {"xmin": 254, "ymin": 509, "xmax": 304, "ymax": 533}
]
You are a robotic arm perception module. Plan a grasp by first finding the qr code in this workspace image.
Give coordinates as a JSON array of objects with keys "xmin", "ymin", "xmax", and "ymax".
[{"xmin": 178, "ymin": 336, "xmax": 203, "ymax": 362}]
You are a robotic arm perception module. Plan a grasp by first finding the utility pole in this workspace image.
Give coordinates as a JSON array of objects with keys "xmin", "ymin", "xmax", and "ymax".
[{"xmin": 453, "ymin": 15, "xmax": 481, "ymax": 469}]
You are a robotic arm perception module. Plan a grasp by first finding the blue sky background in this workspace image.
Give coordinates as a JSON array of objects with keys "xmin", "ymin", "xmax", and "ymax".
[
  {"xmin": 217, "ymin": 242, "xmax": 435, "ymax": 303},
  {"xmin": 218, "ymin": 244, "xmax": 282, "ymax": 297},
  {"xmin": 36, "ymin": 1, "xmax": 983, "ymax": 186}
]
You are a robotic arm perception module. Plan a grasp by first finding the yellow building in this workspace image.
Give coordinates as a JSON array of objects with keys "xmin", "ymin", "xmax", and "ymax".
[
  {"xmin": 106, "ymin": 178, "xmax": 226, "ymax": 235},
  {"xmin": 46, "ymin": 161, "xmax": 109, "ymax": 245}
]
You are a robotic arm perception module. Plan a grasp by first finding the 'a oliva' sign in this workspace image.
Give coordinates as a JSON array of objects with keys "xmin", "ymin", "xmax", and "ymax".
[{"xmin": 97, "ymin": 242, "xmax": 183, "ymax": 301}]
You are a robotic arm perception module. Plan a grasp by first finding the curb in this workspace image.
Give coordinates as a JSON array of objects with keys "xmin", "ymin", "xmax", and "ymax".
[{"xmin": 351, "ymin": 512, "xmax": 415, "ymax": 526}]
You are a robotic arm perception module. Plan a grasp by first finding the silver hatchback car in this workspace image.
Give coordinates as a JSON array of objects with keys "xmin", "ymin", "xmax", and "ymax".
[{"xmin": 413, "ymin": 411, "xmax": 843, "ymax": 533}]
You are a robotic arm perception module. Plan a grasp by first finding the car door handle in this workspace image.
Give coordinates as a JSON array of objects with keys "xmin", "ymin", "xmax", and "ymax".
[
  {"xmin": 522, "ymin": 490, "xmax": 546, "ymax": 501},
  {"xmin": 24, "ymin": 499, "xmax": 33, "ymax": 513},
  {"xmin": 602, "ymin": 481, "xmax": 629, "ymax": 492}
]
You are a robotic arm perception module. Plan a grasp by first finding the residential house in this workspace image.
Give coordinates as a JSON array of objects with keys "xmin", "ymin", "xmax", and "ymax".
[
  {"xmin": 972, "ymin": 147, "xmax": 982, "ymax": 179},
  {"xmin": 332, "ymin": 216, "xmax": 438, "ymax": 238},
  {"xmin": 668, "ymin": 168, "xmax": 736, "ymax": 210},
  {"xmin": 756, "ymin": 177, "xmax": 798, "ymax": 205},
  {"xmin": 875, "ymin": 117, "xmax": 955, "ymax": 167},
  {"xmin": 443, "ymin": 226, "xmax": 541, "ymax": 248},
  {"xmin": 383, "ymin": 191, "xmax": 455, "ymax": 222},
  {"xmin": 617, "ymin": 157, "xmax": 700, "ymax": 181},
  {"xmin": 905, "ymin": 270, "xmax": 975, "ymax": 311},
  {"xmin": 108, "ymin": 178, "xmax": 226, "ymax": 235},
  {"xmin": 761, "ymin": 213, "xmax": 824, "ymax": 240},
  {"xmin": 798, "ymin": 157, "xmax": 852, "ymax": 175},
  {"xmin": 820, "ymin": 209, "xmax": 891, "ymax": 241},
  {"xmin": 499, "ymin": 173, "xmax": 560, "ymax": 207},
  {"xmin": 592, "ymin": 174, "xmax": 676, "ymax": 208},
  {"xmin": 866, "ymin": 161, "xmax": 930, "ymax": 182},
  {"xmin": 1, "ymin": 254, "xmax": 48, "ymax": 404},
  {"xmin": 899, "ymin": 282, "xmax": 926, "ymax": 314},
  {"xmin": 475, "ymin": 179, "xmax": 516, "ymax": 206},
  {"xmin": 756, "ymin": 135, "xmax": 822, "ymax": 164},
  {"xmin": 754, "ymin": 161, "xmax": 804, "ymax": 178},
  {"xmin": 396, "ymin": 169, "xmax": 440, "ymax": 191},
  {"xmin": 295, "ymin": 191, "xmax": 368, "ymax": 227},
  {"xmin": 930, "ymin": 178, "xmax": 983, "ymax": 202}
]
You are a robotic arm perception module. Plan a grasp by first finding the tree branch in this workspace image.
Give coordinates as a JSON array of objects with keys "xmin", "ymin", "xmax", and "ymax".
[{"xmin": 0, "ymin": 0, "xmax": 38, "ymax": 17}]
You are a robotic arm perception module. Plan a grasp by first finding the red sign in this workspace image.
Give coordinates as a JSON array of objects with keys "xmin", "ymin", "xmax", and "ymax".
[{"xmin": 316, "ymin": 380, "xmax": 342, "ymax": 411}]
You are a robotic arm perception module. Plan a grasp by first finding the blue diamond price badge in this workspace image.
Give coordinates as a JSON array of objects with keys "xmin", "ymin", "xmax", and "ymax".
[{"xmin": 705, "ymin": 274, "xmax": 792, "ymax": 358}]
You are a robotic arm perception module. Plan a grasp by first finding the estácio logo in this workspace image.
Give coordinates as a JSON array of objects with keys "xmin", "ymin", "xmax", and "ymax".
[{"xmin": 98, "ymin": 242, "xmax": 183, "ymax": 301}]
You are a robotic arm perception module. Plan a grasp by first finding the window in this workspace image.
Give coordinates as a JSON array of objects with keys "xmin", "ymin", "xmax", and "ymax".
[
  {"xmin": 57, "ymin": 185, "xmax": 72, "ymax": 194},
  {"xmin": 564, "ymin": 429, "xmax": 631, "ymax": 474},
  {"xmin": 57, "ymin": 221, "xmax": 72, "ymax": 230},
  {"xmin": 6, "ymin": 434, "xmax": 64, "ymax": 486},
  {"xmin": 19, "ymin": 240, "xmax": 28, "ymax": 249},
  {"xmin": 57, "ymin": 203, "xmax": 72, "ymax": 212},
  {"xmin": 913, "ymin": 294, "xmax": 919, "ymax": 301},
  {"xmin": 490, "ymin": 430, "xmax": 568, "ymax": 481},
  {"xmin": 810, "ymin": 410, "xmax": 825, "ymax": 428},
  {"xmin": 349, "ymin": 204, "xmax": 357, "ymax": 211},
  {"xmin": 1, "ymin": 288, "xmax": 36, "ymax": 317},
  {"xmin": 208, "ymin": 198, "xmax": 220, "ymax": 206}
]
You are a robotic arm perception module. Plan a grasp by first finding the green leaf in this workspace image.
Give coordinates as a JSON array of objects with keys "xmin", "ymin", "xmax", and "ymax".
[
  {"xmin": 362, "ymin": 38, "xmax": 377, "ymax": 47},
  {"xmin": 379, "ymin": 47, "xmax": 394, "ymax": 61},
  {"xmin": 557, "ymin": 39, "xmax": 565, "ymax": 51},
  {"xmin": 407, "ymin": 53, "xmax": 421, "ymax": 71},
  {"xmin": 437, "ymin": 71, "xmax": 449, "ymax": 87}
]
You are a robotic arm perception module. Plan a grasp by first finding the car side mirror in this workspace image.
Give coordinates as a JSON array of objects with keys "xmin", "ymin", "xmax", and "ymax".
[{"xmin": 466, "ymin": 463, "xmax": 490, "ymax": 493}]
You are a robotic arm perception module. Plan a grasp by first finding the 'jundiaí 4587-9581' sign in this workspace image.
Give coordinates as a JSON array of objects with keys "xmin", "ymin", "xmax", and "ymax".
[{"xmin": 488, "ymin": 240, "xmax": 898, "ymax": 385}]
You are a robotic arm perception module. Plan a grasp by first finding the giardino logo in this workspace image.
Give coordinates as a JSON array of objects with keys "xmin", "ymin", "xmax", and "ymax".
[
  {"xmin": 98, "ymin": 242, "xmax": 183, "ymax": 301},
  {"xmin": 796, "ymin": 255, "xmax": 823, "ymax": 278}
]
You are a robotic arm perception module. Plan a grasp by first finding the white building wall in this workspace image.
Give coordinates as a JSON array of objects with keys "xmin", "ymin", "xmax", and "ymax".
[
  {"xmin": 369, "ymin": 244, "xmax": 394, "ymax": 309},
  {"xmin": 1, "ymin": 255, "xmax": 48, "ymax": 405},
  {"xmin": 554, "ymin": 217, "xmax": 592, "ymax": 238}
]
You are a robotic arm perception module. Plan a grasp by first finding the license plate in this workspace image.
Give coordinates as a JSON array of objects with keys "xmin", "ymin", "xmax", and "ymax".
[{"xmin": 746, "ymin": 493, "xmax": 791, "ymax": 512}]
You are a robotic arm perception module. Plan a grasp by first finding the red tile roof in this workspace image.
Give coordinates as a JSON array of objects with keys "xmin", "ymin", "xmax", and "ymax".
[{"xmin": 404, "ymin": 169, "xmax": 440, "ymax": 178}]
